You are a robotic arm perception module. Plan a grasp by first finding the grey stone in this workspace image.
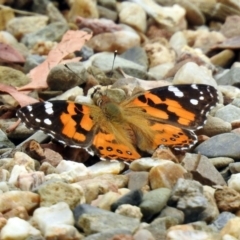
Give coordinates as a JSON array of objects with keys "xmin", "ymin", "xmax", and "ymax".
[
  {"xmin": 194, "ymin": 133, "xmax": 240, "ymax": 159},
  {"xmin": 84, "ymin": 229, "xmax": 132, "ymax": 240},
  {"xmin": 73, "ymin": 204, "xmax": 140, "ymax": 234},
  {"xmin": 168, "ymin": 178, "xmax": 208, "ymax": 223},
  {"xmin": 21, "ymin": 22, "xmax": 68, "ymax": 48},
  {"xmin": 210, "ymin": 211, "xmax": 236, "ymax": 231},
  {"xmin": 215, "ymin": 104, "xmax": 240, "ymax": 123},
  {"xmin": 182, "ymin": 153, "xmax": 226, "ymax": 186},
  {"xmin": 47, "ymin": 62, "xmax": 88, "ymax": 91},
  {"xmin": 139, "ymin": 188, "xmax": 171, "ymax": 221}
]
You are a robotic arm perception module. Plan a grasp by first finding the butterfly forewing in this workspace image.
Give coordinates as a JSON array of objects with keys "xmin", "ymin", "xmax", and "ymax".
[
  {"xmin": 17, "ymin": 101, "xmax": 95, "ymax": 148},
  {"xmin": 130, "ymin": 84, "xmax": 218, "ymax": 130}
]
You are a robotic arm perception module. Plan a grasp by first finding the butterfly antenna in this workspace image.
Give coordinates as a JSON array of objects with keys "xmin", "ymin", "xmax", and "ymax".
[
  {"xmin": 64, "ymin": 64, "xmax": 83, "ymax": 82},
  {"xmin": 109, "ymin": 50, "xmax": 117, "ymax": 78}
]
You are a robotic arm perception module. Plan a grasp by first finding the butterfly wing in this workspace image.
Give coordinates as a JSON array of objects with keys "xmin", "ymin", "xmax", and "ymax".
[
  {"xmin": 92, "ymin": 127, "xmax": 141, "ymax": 161},
  {"xmin": 17, "ymin": 101, "xmax": 96, "ymax": 150},
  {"xmin": 122, "ymin": 84, "xmax": 218, "ymax": 151}
]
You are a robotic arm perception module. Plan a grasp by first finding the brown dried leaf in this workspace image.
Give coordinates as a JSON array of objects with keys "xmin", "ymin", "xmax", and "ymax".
[
  {"xmin": 0, "ymin": 83, "xmax": 38, "ymax": 107},
  {"xmin": 0, "ymin": 43, "xmax": 25, "ymax": 63},
  {"xmin": 18, "ymin": 30, "xmax": 92, "ymax": 91}
]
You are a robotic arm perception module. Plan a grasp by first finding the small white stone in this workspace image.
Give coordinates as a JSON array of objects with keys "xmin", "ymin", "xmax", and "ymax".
[
  {"xmin": 118, "ymin": 2, "xmax": 147, "ymax": 33},
  {"xmin": 88, "ymin": 160, "xmax": 125, "ymax": 175},
  {"xmin": 17, "ymin": 171, "xmax": 45, "ymax": 191},
  {"xmin": 8, "ymin": 165, "xmax": 28, "ymax": 186},
  {"xmin": 228, "ymin": 173, "xmax": 240, "ymax": 193},
  {"xmin": 56, "ymin": 160, "xmax": 89, "ymax": 176},
  {"xmin": 32, "ymin": 202, "xmax": 74, "ymax": 235},
  {"xmin": 45, "ymin": 224, "xmax": 82, "ymax": 239},
  {"xmin": 0, "ymin": 217, "xmax": 41, "ymax": 240}
]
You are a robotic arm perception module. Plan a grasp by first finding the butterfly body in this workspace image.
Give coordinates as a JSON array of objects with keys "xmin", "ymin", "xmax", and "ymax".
[{"xmin": 17, "ymin": 84, "xmax": 218, "ymax": 161}]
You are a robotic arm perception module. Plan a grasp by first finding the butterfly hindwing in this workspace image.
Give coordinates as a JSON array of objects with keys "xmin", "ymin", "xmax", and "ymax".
[
  {"xmin": 148, "ymin": 122, "xmax": 197, "ymax": 150},
  {"xmin": 92, "ymin": 127, "xmax": 141, "ymax": 161}
]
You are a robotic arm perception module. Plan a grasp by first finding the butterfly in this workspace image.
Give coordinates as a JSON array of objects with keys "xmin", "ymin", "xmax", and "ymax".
[{"xmin": 17, "ymin": 84, "xmax": 218, "ymax": 161}]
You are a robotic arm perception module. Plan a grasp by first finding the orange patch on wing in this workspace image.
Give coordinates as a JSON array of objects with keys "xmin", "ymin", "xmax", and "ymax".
[
  {"xmin": 80, "ymin": 115, "xmax": 93, "ymax": 131},
  {"xmin": 93, "ymin": 131, "xmax": 141, "ymax": 161},
  {"xmin": 73, "ymin": 131, "xmax": 86, "ymax": 142},
  {"xmin": 132, "ymin": 97, "xmax": 169, "ymax": 120},
  {"xmin": 60, "ymin": 112, "xmax": 79, "ymax": 138},
  {"xmin": 150, "ymin": 122, "xmax": 195, "ymax": 148},
  {"xmin": 165, "ymin": 99, "xmax": 195, "ymax": 123},
  {"xmin": 67, "ymin": 102, "xmax": 77, "ymax": 115}
]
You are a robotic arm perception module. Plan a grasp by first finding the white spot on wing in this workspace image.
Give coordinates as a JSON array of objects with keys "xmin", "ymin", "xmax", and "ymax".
[
  {"xmin": 44, "ymin": 102, "xmax": 54, "ymax": 115},
  {"xmin": 191, "ymin": 84, "xmax": 198, "ymax": 90},
  {"xmin": 168, "ymin": 86, "xmax": 184, "ymax": 97},
  {"xmin": 35, "ymin": 118, "xmax": 41, "ymax": 122},
  {"xmin": 199, "ymin": 96, "xmax": 204, "ymax": 100},
  {"xmin": 44, "ymin": 118, "xmax": 52, "ymax": 125},
  {"xmin": 190, "ymin": 99, "xmax": 198, "ymax": 105},
  {"xmin": 27, "ymin": 105, "xmax": 33, "ymax": 112}
]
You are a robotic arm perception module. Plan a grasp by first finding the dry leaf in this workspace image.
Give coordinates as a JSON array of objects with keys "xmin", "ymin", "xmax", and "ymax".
[
  {"xmin": 0, "ymin": 83, "xmax": 38, "ymax": 107},
  {"xmin": 18, "ymin": 30, "xmax": 92, "ymax": 91},
  {"xmin": 76, "ymin": 17, "xmax": 122, "ymax": 35},
  {"xmin": 0, "ymin": 43, "xmax": 25, "ymax": 63}
]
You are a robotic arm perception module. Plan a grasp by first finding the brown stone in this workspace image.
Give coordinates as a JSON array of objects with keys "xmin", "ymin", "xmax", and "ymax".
[{"xmin": 214, "ymin": 186, "xmax": 240, "ymax": 212}]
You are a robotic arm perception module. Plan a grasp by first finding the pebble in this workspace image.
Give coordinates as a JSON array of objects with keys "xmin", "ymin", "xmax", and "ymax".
[
  {"xmin": 144, "ymin": 40, "xmax": 175, "ymax": 68},
  {"xmin": 149, "ymin": 160, "xmax": 187, "ymax": 189},
  {"xmin": 228, "ymin": 174, "xmax": 240, "ymax": 193},
  {"xmin": 199, "ymin": 115, "xmax": 232, "ymax": 137},
  {"xmin": 37, "ymin": 179, "xmax": 85, "ymax": 209},
  {"xmin": 21, "ymin": 22, "xmax": 68, "ymax": 49},
  {"xmin": 182, "ymin": 153, "xmax": 226, "ymax": 186},
  {"xmin": 0, "ymin": 190, "xmax": 39, "ymax": 213},
  {"xmin": 211, "ymin": 211, "xmax": 236, "ymax": 231},
  {"xmin": 214, "ymin": 187, "xmax": 240, "ymax": 212},
  {"xmin": 0, "ymin": 129, "xmax": 14, "ymax": 149},
  {"xmin": 111, "ymin": 189, "xmax": 143, "ymax": 211},
  {"xmin": 169, "ymin": 178, "xmax": 208, "ymax": 223},
  {"xmin": 173, "ymin": 62, "xmax": 217, "ymax": 86},
  {"xmin": 47, "ymin": 62, "xmax": 88, "ymax": 91},
  {"xmin": 0, "ymin": 66, "xmax": 30, "ymax": 87},
  {"xmin": 118, "ymin": 2, "xmax": 147, "ymax": 33},
  {"xmin": 220, "ymin": 217, "xmax": 240, "ymax": 239},
  {"xmin": 1, "ymin": 217, "xmax": 41, "ymax": 240},
  {"xmin": 215, "ymin": 104, "xmax": 240, "ymax": 123},
  {"xmin": 217, "ymin": 67, "xmax": 240, "ymax": 87},
  {"xmin": 72, "ymin": 174, "xmax": 128, "ymax": 203},
  {"xmin": 158, "ymin": 206, "xmax": 184, "ymax": 225},
  {"xmin": 32, "ymin": 202, "xmax": 78, "ymax": 238},
  {"xmin": 115, "ymin": 204, "xmax": 143, "ymax": 219},
  {"xmin": 194, "ymin": 133, "xmax": 240, "ymax": 159},
  {"xmin": 139, "ymin": 188, "xmax": 171, "ymax": 221},
  {"xmin": 6, "ymin": 16, "xmax": 49, "ymax": 39},
  {"xmin": 74, "ymin": 204, "xmax": 140, "ymax": 234},
  {"xmin": 88, "ymin": 160, "xmax": 125, "ymax": 175},
  {"xmin": 229, "ymin": 162, "xmax": 240, "ymax": 174},
  {"xmin": 87, "ymin": 26, "xmax": 141, "ymax": 53},
  {"xmin": 127, "ymin": 171, "xmax": 149, "ymax": 191}
]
